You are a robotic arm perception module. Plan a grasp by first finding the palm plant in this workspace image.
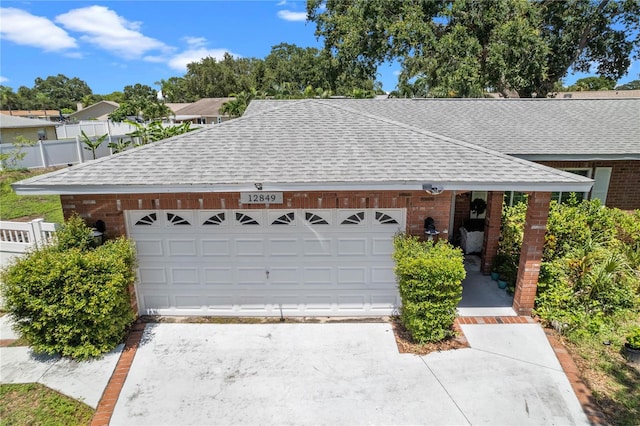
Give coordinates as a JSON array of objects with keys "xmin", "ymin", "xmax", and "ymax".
[{"xmin": 80, "ymin": 131, "xmax": 108, "ymax": 160}]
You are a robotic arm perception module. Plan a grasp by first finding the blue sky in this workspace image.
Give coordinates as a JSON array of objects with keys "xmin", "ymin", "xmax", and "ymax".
[{"xmin": 1, "ymin": 1, "xmax": 638, "ymax": 96}]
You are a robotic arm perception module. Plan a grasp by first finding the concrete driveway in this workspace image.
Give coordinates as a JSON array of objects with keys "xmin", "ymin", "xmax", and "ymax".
[{"xmin": 110, "ymin": 322, "xmax": 588, "ymax": 425}]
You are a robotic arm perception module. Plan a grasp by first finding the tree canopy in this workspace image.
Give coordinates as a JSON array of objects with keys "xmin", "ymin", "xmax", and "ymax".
[{"xmin": 308, "ymin": 0, "xmax": 640, "ymax": 98}]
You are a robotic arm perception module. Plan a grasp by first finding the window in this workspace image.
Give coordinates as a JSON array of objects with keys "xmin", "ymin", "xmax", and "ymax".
[{"xmin": 551, "ymin": 169, "xmax": 591, "ymax": 203}]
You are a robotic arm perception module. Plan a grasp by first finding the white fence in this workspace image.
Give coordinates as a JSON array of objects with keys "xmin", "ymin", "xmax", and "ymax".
[
  {"xmin": 0, "ymin": 219, "xmax": 58, "ymax": 271},
  {"xmin": 1, "ymin": 136, "xmax": 119, "ymax": 169},
  {"xmin": 55, "ymin": 121, "xmax": 138, "ymax": 139}
]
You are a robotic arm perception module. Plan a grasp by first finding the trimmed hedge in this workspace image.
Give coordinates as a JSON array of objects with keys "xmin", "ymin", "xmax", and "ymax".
[
  {"xmin": 393, "ymin": 234, "xmax": 465, "ymax": 343},
  {"xmin": 1, "ymin": 215, "xmax": 137, "ymax": 359}
]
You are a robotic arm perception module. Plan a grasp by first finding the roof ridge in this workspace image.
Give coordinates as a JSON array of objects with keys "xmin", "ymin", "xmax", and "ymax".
[{"xmin": 316, "ymin": 100, "xmax": 590, "ymax": 182}]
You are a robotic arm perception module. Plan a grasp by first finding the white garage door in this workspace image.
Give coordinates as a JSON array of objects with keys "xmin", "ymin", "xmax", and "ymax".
[{"xmin": 126, "ymin": 208, "xmax": 405, "ymax": 316}]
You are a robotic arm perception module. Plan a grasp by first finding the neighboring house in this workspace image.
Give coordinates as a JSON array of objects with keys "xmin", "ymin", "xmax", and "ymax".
[
  {"xmin": 0, "ymin": 110, "xmax": 63, "ymax": 122},
  {"xmin": 13, "ymin": 99, "xmax": 597, "ymax": 319},
  {"xmin": 552, "ymin": 89, "xmax": 640, "ymax": 99},
  {"xmin": 172, "ymin": 98, "xmax": 233, "ymax": 124},
  {"xmin": 0, "ymin": 114, "xmax": 58, "ymax": 143},
  {"xmin": 67, "ymin": 101, "xmax": 119, "ymax": 121}
]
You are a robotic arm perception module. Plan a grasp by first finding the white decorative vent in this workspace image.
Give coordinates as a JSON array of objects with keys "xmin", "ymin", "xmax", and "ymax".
[
  {"xmin": 305, "ymin": 212, "xmax": 328, "ymax": 225},
  {"xmin": 135, "ymin": 213, "xmax": 157, "ymax": 226},
  {"xmin": 375, "ymin": 212, "xmax": 398, "ymax": 224},
  {"xmin": 203, "ymin": 212, "xmax": 226, "ymax": 225},
  {"xmin": 341, "ymin": 212, "xmax": 365, "ymax": 225},
  {"xmin": 167, "ymin": 213, "xmax": 190, "ymax": 225},
  {"xmin": 272, "ymin": 212, "xmax": 295, "ymax": 225},
  {"xmin": 236, "ymin": 212, "xmax": 259, "ymax": 225}
]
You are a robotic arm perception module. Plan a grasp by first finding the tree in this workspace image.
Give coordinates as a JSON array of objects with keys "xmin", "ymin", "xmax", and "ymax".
[
  {"xmin": 33, "ymin": 74, "xmax": 93, "ymax": 109},
  {"xmin": 616, "ymin": 79, "xmax": 640, "ymax": 90},
  {"xmin": 308, "ymin": 0, "xmax": 640, "ymax": 98},
  {"xmin": 0, "ymin": 85, "xmax": 18, "ymax": 110},
  {"xmin": 567, "ymin": 76, "xmax": 616, "ymax": 91}
]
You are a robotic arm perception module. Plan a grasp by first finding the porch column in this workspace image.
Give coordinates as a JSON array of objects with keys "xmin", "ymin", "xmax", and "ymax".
[
  {"xmin": 480, "ymin": 191, "xmax": 503, "ymax": 274},
  {"xmin": 512, "ymin": 191, "xmax": 551, "ymax": 316}
]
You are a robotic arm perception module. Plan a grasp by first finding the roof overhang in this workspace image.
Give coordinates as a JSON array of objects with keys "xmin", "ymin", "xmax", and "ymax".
[
  {"xmin": 515, "ymin": 153, "xmax": 640, "ymax": 161},
  {"xmin": 12, "ymin": 179, "xmax": 594, "ymax": 196}
]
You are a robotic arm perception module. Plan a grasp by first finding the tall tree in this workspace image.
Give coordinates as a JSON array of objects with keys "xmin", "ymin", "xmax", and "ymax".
[
  {"xmin": 568, "ymin": 76, "xmax": 617, "ymax": 91},
  {"xmin": 33, "ymin": 74, "xmax": 93, "ymax": 109},
  {"xmin": 308, "ymin": 0, "xmax": 640, "ymax": 97}
]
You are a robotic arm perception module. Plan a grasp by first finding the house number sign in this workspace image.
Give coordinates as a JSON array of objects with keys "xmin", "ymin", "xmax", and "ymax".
[{"xmin": 241, "ymin": 192, "xmax": 283, "ymax": 204}]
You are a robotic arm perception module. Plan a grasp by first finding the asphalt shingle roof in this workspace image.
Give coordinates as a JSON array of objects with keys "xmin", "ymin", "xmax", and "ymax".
[
  {"xmin": 14, "ymin": 100, "xmax": 592, "ymax": 195},
  {"xmin": 246, "ymin": 98, "xmax": 640, "ymax": 157}
]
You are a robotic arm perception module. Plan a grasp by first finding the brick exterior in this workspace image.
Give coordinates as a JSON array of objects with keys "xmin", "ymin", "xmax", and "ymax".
[
  {"xmin": 480, "ymin": 191, "xmax": 504, "ymax": 274},
  {"xmin": 452, "ymin": 191, "xmax": 471, "ymax": 244},
  {"xmin": 537, "ymin": 160, "xmax": 640, "ymax": 211},
  {"xmin": 61, "ymin": 190, "xmax": 453, "ymax": 242},
  {"xmin": 512, "ymin": 192, "xmax": 551, "ymax": 316}
]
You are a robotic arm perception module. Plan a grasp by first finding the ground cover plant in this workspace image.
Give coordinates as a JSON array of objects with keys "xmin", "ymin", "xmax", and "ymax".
[
  {"xmin": 0, "ymin": 168, "xmax": 63, "ymax": 223},
  {"xmin": 0, "ymin": 383, "xmax": 93, "ymax": 426},
  {"xmin": 1, "ymin": 215, "xmax": 137, "ymax": 359},
  {"xmin": 498, "ymin": 198, "xmax": 640, "ymax": 424},
  {"xmin": 393, "ymin": 234, "xmax": 465, "ymax": 343}
]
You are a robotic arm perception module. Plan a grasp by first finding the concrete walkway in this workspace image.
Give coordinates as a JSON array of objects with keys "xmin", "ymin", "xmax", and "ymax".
[{"xmin": 109, "ymin": 322, "xmax": 589, "ymax": 426}]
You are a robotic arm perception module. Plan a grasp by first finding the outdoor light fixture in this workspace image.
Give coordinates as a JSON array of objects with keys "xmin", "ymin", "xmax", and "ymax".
[
  {"xmin": 422, "ymin": 183, "xmax": 444, "ymax": 195},
  {"xmin": 254, "ymin": 183, "xmax": 263, "ymax": 190},
  {"xmin": 92, "ymin": 220, "xmax": 106, "ymax": 246}
]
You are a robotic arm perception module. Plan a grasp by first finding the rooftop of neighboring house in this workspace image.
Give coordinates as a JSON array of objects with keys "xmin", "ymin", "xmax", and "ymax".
[
  {"xmin": 174, "ymin": 98, "xmax": 233, "ymax": 117},
  {"xmin": 0, "ymin": 114, "xmax": 58, "ymax": 129}
]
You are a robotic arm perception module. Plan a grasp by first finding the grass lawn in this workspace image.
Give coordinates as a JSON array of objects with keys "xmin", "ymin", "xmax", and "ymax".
[
  {"xmin": 0, "ymin": 168, "xmax": 64, "ymax": 223},
  {"xmin": 561, "ymin": 313, "xmax": 640, "ymax": 425},
  {"xmin": 0, "ymin": 383, "xmax": 94, "ymax": 426}
]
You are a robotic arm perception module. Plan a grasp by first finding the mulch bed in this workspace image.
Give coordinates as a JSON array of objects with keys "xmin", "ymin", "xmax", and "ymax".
[{"xmin": 390, "ymin": 317, "xmax": 469, "ymax": 355}]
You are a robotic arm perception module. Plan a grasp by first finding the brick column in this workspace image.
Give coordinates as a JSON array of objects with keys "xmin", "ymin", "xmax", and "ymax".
[
  {"xmin": 512, "ymin": 192, "xmax": 551, "ymax": 316},
  {"xmin": 480, "ymin": 191, "xmax": 503, "ymax": 274}
]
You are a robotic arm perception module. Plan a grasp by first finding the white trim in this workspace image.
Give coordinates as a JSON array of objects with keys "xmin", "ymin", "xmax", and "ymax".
[
  {"xmin": 13, "ymin": 179, "xmax": 594, "ymax": 196},
  {"xmin": 591, "ymin": 167, "xmax": 612, "ymax": 205},
  {"xmin": 517, "ymin": 154, "xmax": 640, "ymax": 161}
]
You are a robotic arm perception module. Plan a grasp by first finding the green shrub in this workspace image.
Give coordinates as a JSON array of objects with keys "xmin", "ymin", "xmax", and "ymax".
[
  {"xmin": 627, "ymin": 327, "xmax": 640, "ymax": 350},
  {"xmin": 393, "ymin": 234, "xmax": 465, "ymax": 343},
  {"xmin": 498, "ymin": 199, "xmax": 640, "ymax": 336},
  {"xmin": 1, "ymin": 217, "xmax": 137, "ymax": 359}
]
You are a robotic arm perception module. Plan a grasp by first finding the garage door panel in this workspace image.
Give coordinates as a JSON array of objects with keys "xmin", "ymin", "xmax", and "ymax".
[
  {"xmin": 237, "ymin": 267, "xmax": 266, "ymax": 285},
  {"xmin": 370, "ymin": 267, "xmax": 396, "ymax": 286},
  {"xmin": 202, "ymin": 239, "xmax": 231, "ymax": 256},
  {"xmin": 203, "ymin": 267, "xmax": 233, "ymax": 285},
  {"xmin": 338, "ymin": 267, "xmax": 366, "ymax": 284},
  {"xmin": 337, "ymin": 238, "xmax": 367, "ymax": 256},
  {"xmin": 128, "ymin": 208, "xmax": 404, "ymax": 316},
  {"xmin": 269, "ymin": 267, "xmax": 301, "ymax": 285},
  {"xmin": 336, "ymin": 295, "xmax": 366, "ymax": 311},
  {"xmin": 139, "ymin": 268, "xmax": 167, "ymax": 284},
  {"xmin": 235, "ymin": 239, "xmax": 265, "ymax": 256},
  {"xmin": 237, "ymin": 295, "xmax": 268, "ymax": 311},
  {"xmin": 174, "ymin": 295, "xmax": 203, "ymax": 309},
  {"xmin": 143, "ymin": 295, "xmax": 170, "ymax": 310},
  {"xmin": 135, "ymin": 239, "xmax": 164, "ymax": 256},
  {"xmin": 372, "ymin": 237, "xmax": 394, "ymax": 256},
  {"xmin": 167, "ymin": 239, "xmax": 197, "ymax": 256},
  {"xmin": 303, "ymin": 267, "xmax": 333, "ymax": 284},
  {"xmin": 303, "ymin": 238, "xmax": 332, "ymax": 256},
  {"xmin": 170, "ymin": 268, "xmax": 199, "ymax": 285},
  {"xmin": 268, "ymin": 238, "xmax": 300, "ymax": 256}
]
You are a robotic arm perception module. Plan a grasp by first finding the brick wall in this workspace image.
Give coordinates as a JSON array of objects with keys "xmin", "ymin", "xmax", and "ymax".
[
  {"xmin": 538, "ymin": 160, "xmax": 640, "ymax": 210},
  {"xmin": 480, "ymin": 191, "xmax": 504, "ymax": 274},
  {"xmin": 61, "ymin": 190, "xmax": 453, "ymax": 241},
  {"xmin": 513, "ymin": 192, "xmax": 551, "ymax": 316}
]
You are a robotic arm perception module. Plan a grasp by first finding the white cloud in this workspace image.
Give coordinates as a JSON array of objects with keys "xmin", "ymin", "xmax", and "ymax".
[
  {"xmin": 55, "ymin": 5, "xmax": 172, "ymax": 59},
  {"xmin": 167, "ymin": 48, "xmax": 239, "ymax": 72},
  {"xmin": 183, "ymin": 36, "xmax": 207, "ymax": 48},
  {"xmin": 277, "ymin": 10, "xmax": 307, "ymax": 22},
  {"xmin": 393, "ymin": 70, "xmax": 402, "ymax": 76},
  {"xmin": 277, "ymin": 0, "xmax": 288, "ymax": 5},
  {"xmin": 0, "ymin": 7, "xmax": 77, "ymax": 51},
  {"xmin": 0, "ymin": 76, "xmax": 8, "ymax": 83}
]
